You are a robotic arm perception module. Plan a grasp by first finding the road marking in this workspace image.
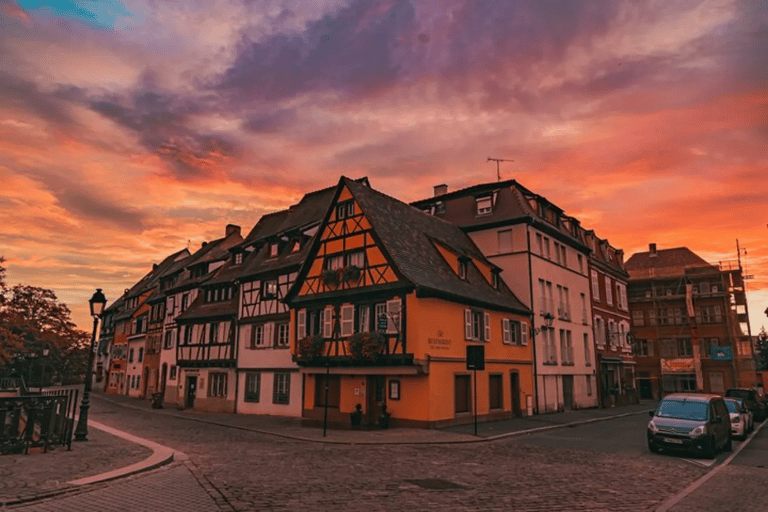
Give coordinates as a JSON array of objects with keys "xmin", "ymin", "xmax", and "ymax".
[
  {"xmin": 655, "ymin": 420, "xmax": 766, "ymax": 511},
  {"xmin": 680, "ymin": 458, "xmax": 716, "ymax": 468}
]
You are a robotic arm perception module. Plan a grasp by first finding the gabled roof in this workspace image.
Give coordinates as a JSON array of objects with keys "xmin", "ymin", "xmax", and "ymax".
[
  {"xmin": 174, "ymin": 294, "xmax": 236, "ymax": 323},
  {"xmin": 410, "ymin": 179, "xmax": 587, "ymax": 251},
  {"xmin": 164, "ymin": 230, "xmax": 243, "ymax": 292},
  {"xmin": 585, "ymin": 230, "xmax": 628, "ymax": 279},
  {"xmin": 125, "ymin": 248, "xmax": 189, "ymax": 299},
  {"xmin": 625, "ymin": 246, "xmax": 714, "ymax": 279},
  {"xmin": 289, "ymin": 177, "xmax": 529, "ymax": 314}
]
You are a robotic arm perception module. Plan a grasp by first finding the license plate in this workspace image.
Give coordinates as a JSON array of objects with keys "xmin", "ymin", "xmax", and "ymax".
[{"xmin": 664, "ymin": 438, "xmax": 683, "ymax": 444}]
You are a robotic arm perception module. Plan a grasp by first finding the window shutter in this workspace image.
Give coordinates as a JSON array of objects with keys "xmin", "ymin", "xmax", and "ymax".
[
  {"xmin": 264, "ymin": 322, "xmax": 275, "ymax": 347},
  {"xmin": 241, "ymin": 324, "xmax": 251, "ymax": 349},
  {"xmin": 521, "ymin": 322, "xmax": 528, "ymax": 345},
  {"xmin": 323, "ymin": 306, "xmax": 334, "ymax": 338},
  {"xmin": 502, "ymin": 319, "xmax": 511, "ymax": 344},
  {"xmin": 464, "ymin": 309, "xmax": 472, "ymax": 340},
  {"xmin": 484, "ymin": 312, "xmax": 491, "ymax": 342},
  {"xmin": 341, "ymin": 304, "xmax": 355, "ymax": 336},
  {"xmin": 714, "ymin": 305, "xmax": 722, "ymax": 322},
  {"xmin": 386, "ymin": 299, "xmax": 401, "ymax": 334},
  {"xmin": 297, "ymin": 309, "xmax": 306, "ymax": 340}
]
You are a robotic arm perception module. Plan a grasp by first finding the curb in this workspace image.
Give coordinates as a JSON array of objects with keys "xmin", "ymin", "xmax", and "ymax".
[
  {"xmin": 95, "ymin": 394, "xmax": 654, "ymax": 446},
  {"xmin": 0, "ymin": 422, "xmax": 179, "ymax": 508}
]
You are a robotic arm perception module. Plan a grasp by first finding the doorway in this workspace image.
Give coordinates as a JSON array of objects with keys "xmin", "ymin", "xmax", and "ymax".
[
  {"xmin": 562, "ymin": 375, "xmax": 574, "ymax": 410},
  {"xmin": 160, "ymin": 364, "xmax": 168, "ymax": 395},
  {"xmin": 366, "ymin": 376, "xmax": 386, "ymax": 425},
  {"xmin": 185, "ymin": 375, "xmax": 197, "ymax": 409},
  {"xmin": 510, "ymin": 371, "xmax": 522, "ymax": 417},
  {"xmin": 638, "ymin": 379, "xmax": 653, "ymax": 399}
]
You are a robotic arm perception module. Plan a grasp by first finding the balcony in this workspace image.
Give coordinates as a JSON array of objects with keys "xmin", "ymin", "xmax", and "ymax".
[{"xmin": 294, "ymin": 332, "xmax": 412, "ymax": 367}]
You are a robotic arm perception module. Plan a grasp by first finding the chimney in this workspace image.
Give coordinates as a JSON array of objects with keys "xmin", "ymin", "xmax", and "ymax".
[
  {"xmin": 434, "ymin": 184, "xmax": 448, "ymax": 197},
  {"xmin": 226, "ymin": 224, "xmax": 241, "ymax": 237},
  {"xmin": 201, "ymin": 241, "xmax": 208, "ymax": 248},
  {"xmin": 153, "ymin": 263, "xmax": 158, "ymax": 270},
  {"xmin": 649, "ymin": 243, "xmax": 657, "ymax": 257}
]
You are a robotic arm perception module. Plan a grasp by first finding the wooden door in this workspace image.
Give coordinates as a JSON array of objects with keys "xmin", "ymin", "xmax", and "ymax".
[
  {"xmin": 510, "ymin": 371, "xmax": 521, "ymax": 417},
  {"xmin": 185, "ymin": 376, "xmax": 197, "ymax": 409},
  {"xmin": 366, "ymin": 376, "xmax": 386, "ymax": 425},
  {"xmin": 562, "ymin": 375, "xmax": 574, "ymax": 410}
]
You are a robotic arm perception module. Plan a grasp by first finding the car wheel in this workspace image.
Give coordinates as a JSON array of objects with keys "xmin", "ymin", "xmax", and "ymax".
[{"xmin": 725, "ymin": 434, "xmax": 733, "ymax": 452}]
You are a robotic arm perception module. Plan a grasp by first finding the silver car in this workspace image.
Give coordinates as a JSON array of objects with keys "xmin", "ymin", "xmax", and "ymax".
[{"xmin": 724, "ymin": 397, "xmax": 753, "ymax": 439}]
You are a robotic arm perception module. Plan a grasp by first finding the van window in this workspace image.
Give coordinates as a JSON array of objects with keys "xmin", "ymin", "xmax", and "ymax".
[{"xmin": 656, "ymin": 399, "xmax": 708, "ymax": 421}]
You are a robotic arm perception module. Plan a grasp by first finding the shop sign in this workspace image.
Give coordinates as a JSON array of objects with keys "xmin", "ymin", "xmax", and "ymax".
[
  {"xmin": 661, "ymin": 358, "xmax": 695, "ymax": 373},
  {"xmin": 710, "ymin": 346, "xmax": 733, "ymax": 361}
]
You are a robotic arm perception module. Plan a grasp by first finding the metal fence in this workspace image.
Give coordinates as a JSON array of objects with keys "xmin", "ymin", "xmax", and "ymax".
[{"xmin": 1, "ymin": 388, "xmax": 79, "ymax": 455}]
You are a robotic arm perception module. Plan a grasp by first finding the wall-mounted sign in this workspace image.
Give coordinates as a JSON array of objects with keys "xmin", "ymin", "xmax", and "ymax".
[
  {"xmin": 661, "ymin": 358, "xmax": 695, "ymax": 373},
  {"xmin": 710, "ymin": 346, "xmax": 733, "ymax": 361},
  {"xmin": 428, "ymin": 338, "xmax": 451, "ymax": 350}
]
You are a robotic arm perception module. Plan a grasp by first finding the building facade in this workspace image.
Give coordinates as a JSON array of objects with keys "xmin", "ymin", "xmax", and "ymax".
[{"xmin": 626, "ymin": 244, "xmax": 756, "ymax": 398}]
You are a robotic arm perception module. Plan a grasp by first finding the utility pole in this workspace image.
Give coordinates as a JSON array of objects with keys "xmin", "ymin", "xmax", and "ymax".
[{"xmin": 487, "ymin": 157, "xmax": 513, "ymax": 182}]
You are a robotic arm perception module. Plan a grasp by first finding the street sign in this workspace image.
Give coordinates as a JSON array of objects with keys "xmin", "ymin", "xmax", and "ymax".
[{"xmin": 466, "ymin": 345, "xmax": 485, "ymax": 371}]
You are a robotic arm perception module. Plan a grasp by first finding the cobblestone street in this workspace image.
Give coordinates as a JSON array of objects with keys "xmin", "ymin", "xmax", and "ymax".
[{"xmin": 18, "ymin": 395, "xmax": 705, "ymax": 511}]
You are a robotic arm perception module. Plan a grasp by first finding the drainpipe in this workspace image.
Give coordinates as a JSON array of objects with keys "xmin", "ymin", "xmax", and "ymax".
[{"xmin": 526, "ymin": 224, "xmax": 540, "ymax": 414}]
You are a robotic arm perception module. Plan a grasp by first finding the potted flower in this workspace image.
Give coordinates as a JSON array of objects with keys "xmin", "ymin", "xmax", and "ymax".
[
  {"xmin": 298, "ymin": 335, "xmax": 326, "ymax": 360},
  {"xmin": 348, "ymin": 332, "xmax": 386, "ymax": 361},
  {"xmin": 342, "ymin": 265, "xmax": 362, "ymax": 283},
  {"xmin": 320, "ymin": 269, "xmax": 341, "ymax": 288}
]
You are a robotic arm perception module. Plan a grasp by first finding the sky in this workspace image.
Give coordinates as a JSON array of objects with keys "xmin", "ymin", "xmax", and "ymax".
[{"xmin": 1, "ymin": 0, "xmax": 767, "ymax": 332}]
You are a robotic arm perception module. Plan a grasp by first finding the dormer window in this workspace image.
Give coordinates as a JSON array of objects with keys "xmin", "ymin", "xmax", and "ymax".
[
  {"xmin": 269, "ymin": 243, "xmax": 279, "ymax": 258},
  {"xmin": 458, "ymin": 256, "xmax": 470, "ymax": 280},
  {"xmin": 234, "ymin": 252, "xmax": 243, "ymax": 265},
  {"xmin": 491, "ymin": 271, "xmax": 500, "ymax": 290},
  {"xmin": 291, "ymin": 241, "xmax": 301, "ymax": 253},
  {"xmin": 476, "ymin": 196, "xmax": 492, "ymax": 215},
  {"xmin": 262, "ymin": 280, "xmax": 278, "ymax": 299}
]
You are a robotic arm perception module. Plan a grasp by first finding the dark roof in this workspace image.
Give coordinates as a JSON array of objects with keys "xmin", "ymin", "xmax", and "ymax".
[
  {"xmin": 341, "ymin": 178, "xmax": 529, "ymax": 313},
  {"xmin": 164, "ymin": 231, "xmax": 243, "ymax": 291},
  {"xmin": 174, "ymin": 294, "xmax": 236, "ymax": 323},
  {"xmin": 585, "ymin": 231, "xmax": 628, "ymax": 279},
  {"xmin": 207, "ymin": 185, "xmax": 337, "ymax": 285},
  {"xmin": 126, "ymin": 248, "xmax": 189, "ymax": 298},
  {"xmin": 410, "ymin": 179, "xmax": 587, "ymax": 250},
  {"xmin": 625, "ymin": 246, "xmax": 714, "ymax": 279}
]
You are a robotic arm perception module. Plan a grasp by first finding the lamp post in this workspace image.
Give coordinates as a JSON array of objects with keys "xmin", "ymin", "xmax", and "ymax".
[{"xmin": 74, "ymin": 288, "xmax": 107, "ymax": 442}]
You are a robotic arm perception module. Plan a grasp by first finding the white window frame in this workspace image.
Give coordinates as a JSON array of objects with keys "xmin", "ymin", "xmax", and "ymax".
[
  {"xmin": 296, "ymin": 309, "xmax": 307, "ymax": 340},
  {"xmin": 323, "ymin": 306, "xmax": 334, "ymax": 338},
  {"xmin": 340, "ymin": 304, "xmax": 355, "ymax": 336},
  {"xmin": 605, "ymin": 276, "xmax": 613, "ymax": 306},
  {"xmin": 583, "ymin": 333, "xmax": 591, "ymax": 366},
  {"xmin": 244, "ymin": 372, "xmax": 260, "ymax": 402},
  {"xmin": 591, "ymin": 270, "xmax": 600, "ymax": 301},
  {"xmin": 277, "ymin": 323, "xmax": 290, "ymax": 347},
  {"xmin": 347, "ymin": 250, "xmax": 365, "ymax": 268},
  {"xmin": 386, "ymin": 299, "xmax": 401, "ymax": 334},
  {"xmin": 273, "ymin": 372, "xmax": 290, "ymax": 404},
  {"xmin": 209, "ymin": 372, "xmax": 227, "ymax": 398},
  {"xmin": 476, "ymin": 196, "xmax": 492, "ymax": 215},
  {"xmin": 359, "ymin": 305, "xmax": 370, "ymax": 333}
]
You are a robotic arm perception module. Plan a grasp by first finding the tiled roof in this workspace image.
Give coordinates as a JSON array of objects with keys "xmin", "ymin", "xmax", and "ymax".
[
  {"xmin": 344, "ymin": 178, "xmax": 529, "ymax": 314},
  {"xmin": 625, "ymin": 246, "xmax": 713, "ymax": 279},
  {"xmin": 410, "ymin": 179, "xmax": 586, "ymax": 249},
  {"xmin": 127, "ymin": 248, "xmax": 189, "ymax": 298},
  {"xmin": 165, "ymin": 232, "xmax": 243, "ymax": 291},
  {"xmin": 174, "ymin": 295, "xmax": 236, "ymax": 323}
]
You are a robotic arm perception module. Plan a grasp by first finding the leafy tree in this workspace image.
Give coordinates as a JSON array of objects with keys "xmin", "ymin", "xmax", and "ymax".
[
  {"xmin": 0, "ymin": 257, "xmax": 90, "ymax": 385},
  {"xmin": 756, "ymin": 327, "xmax": 768, "ymax": 372}
]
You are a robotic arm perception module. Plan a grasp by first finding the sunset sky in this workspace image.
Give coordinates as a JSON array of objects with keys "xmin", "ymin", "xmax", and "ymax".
[{"xmin": 1, "ymin": 0, "xmax": 767, "ymax": 332}]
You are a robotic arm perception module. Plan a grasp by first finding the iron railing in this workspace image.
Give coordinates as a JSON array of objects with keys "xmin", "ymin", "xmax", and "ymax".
[{"xmin": 1, "ymin": 388, "xmax": 79, "ymax": 455}]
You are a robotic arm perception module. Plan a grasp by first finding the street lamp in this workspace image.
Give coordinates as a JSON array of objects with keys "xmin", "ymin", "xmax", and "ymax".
[{"xmin": 74, "ymin": 288, "xmax": 107, "ymax": 442}]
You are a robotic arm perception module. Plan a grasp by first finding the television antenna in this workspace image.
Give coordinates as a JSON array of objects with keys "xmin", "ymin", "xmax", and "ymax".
[{"xmin": 487, "ymin": 157, "xmax": 513, "ymax": 182}]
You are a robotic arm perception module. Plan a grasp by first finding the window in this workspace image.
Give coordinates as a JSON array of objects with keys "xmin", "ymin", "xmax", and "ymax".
[
  {"xmin": 593, "ymin": 317, "xmax": 605, "ymax": 348},
  {"xmin": 128, "ymin": 348, "xmax": 134, "ymax": 363},
  {"xmin": 386, "ymin": 299, "xmax": 401, "ymax": 334},
  {"xmin": 635, "ymin": 339, "xmax": 652, "ymax": 357},
  {"xmin": 605, "ymin": 277, "xmax": 613, "ymax": 306},
  {"xmin": 464, "ymin": 309, "xmax": 490, "ymax": 342},
  {"xmin": 591, "ymin": 270, "xmax": 600, "ymax": 301},
  {"xmin": 291, "ymin": 240, "xmax": 301, "ymax": 253},
  {"xmin": 358, "ymin": 305, "xmax": 370, "ymax": 332},
  {"xmin": 543, "ymin": 237, "xmax": 551, "ymax": 259},
  {"xmin": 136, "ymin": 375, "xmax": 140, "ymax": 389},
  {"xmin": 578, "ymin": 254, "xmax": 584, "ymax": 273},
  {"xmin": 164, "ymin": 330, "xmax": 176, "ymax": 349},
  {"xmin": 543, "ymin": 327, "xmax": 557, "ymax": 364},
  {"xmin": 458, "ymin": 260, "xmax": 467, "ymax": 279},
  {"xmin": 170, "ymin": 365, "xmax": 177, "ymax": 379},
  {"xmin": 262, "ymin": 280, "xmax": 277, "ymax": 299},
  {"xmin": 476, "ymin": 196, "xmax": 492, "ymax": 215},
  {"xmin": 389, "ymin": 379, "xmax": 400, "ymax": 400},
  {"xmin": 536, "ymin": 233, "xmax": 543, "ymax": 256},
  {"xmin": 580, "ymin": 293, "xmax": 587, "ymax": 324},
  {"xmin": 583, "ymin": 333, "xmax": 591, "ymax": 366},
  {"xmin": 648, "ymin": 309, "xmax": 657, "ymax": 326},
  {"xmin": 244, "ymin": 372, "xmax": 260, "ymax": 402},
  {"xmin": 347, "ymin": 250, "xmax": 365, "ymax": 268},
  {"xmin": 502, "ymin": 319, "xmax": 528, "ymax": 345},
  {"xmin": 336, "ymin": 201, "xmax": 354, "ymax": 220},
  {"xmin": 632, "ymin": 309, "xmax": 644, "ymax": 327},
  {"xmin": 273, "ymin": 372, "xmax": 290, "ymax": 404},
  {"xmin": 323, "ymin": 306, "xmax": 334, "ymax": 338},
  {"xmin": 251, "ymin": 324, "xmax": 266, "ymax": 348},
  {"xmin": 314, "ymin": 374, "xmax": 341, "ymax": 407},
  {"xmin": 276, "ymin": 323, "xmax": 290, "ymax": 347},
  {"xmin": 489, "ymin": 374, "xmax": 503, "ymax": 409},
  {"xmin": 296, "ymin": 309, "xmax": 307, "ymax": 340},
  {"xmin": 209, "ymin": 322, "xmax": 219, "ymax": 344},
  {"xmin": 454, "ymin": 375, "xmax": 471, "ymax": 413},
  {"xmin": 677, "ymin": 338, "xmax": 693, "ymax": 357},
  {"xmin": 586, "ymin": 375, "xmax": 593, "ymax": 396},
  {"xmin": 325, "ymin": 254, "xmax": 344, "ymax": 271},
  {"xmin": 375, "ymin": 303, "xmax": 386, "ymax": 332},
  {"xmin": 699, "ymin": 305, "xmax": 722, "ymax": 324},
  {"xmin": 138, "ymin": 348, "xmax": 144, "ymax": 363},
  {"xmin": 340, "ymin": 304, "xmax": 355, "ymax": 336},
  {"xmin": 209, "ymin": 372, "xmax": 227, "ymax": 397},
  {"xmin": 269, "ymin": 243, "xmax": 279, "ymax": 258},
  {"xmin": 235, "ymin": 252, "xmax": 243, "ymax": 265},
  {"xmin": 560, "ymin": 330, "xmax": 573, "ymax": 364},
  {"xmin": 498, "ymin": 229, "xmax": 513, "ymax": 253},
  {"xmin": 181, "ymin": 294, "xmax": 189, "ymax": 312},
  {"xmin": 608, "ymin": 320, "xmax": 616, "ymax": 347}
]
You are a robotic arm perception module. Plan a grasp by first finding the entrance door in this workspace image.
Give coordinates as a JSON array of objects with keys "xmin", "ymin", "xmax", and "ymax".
[
  {"xmin": 510, "ymin": 371, "xmax": 522, "ymax": 417},
  {"xmin": 160, "ymin": 364, "xmax": 168, "ymax": 395},
  {"xmin": 562, "ymin": 375, "xmax": 574, "ymax": 410},
  {"xmin": 366, "ymin": 376, "xmax": 386, "ymax": 425},
  {"xmin": 185, "ymin": 376, "xmax": 197, "ymax": 409}
]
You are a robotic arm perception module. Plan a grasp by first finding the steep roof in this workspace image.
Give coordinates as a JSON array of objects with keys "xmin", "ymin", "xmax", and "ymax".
[
  {"xmin": 343, "ymin": 178, "xmax": 529, "ymax": 314},
  {"xmin": 174, "ymin": 294, "xmax": 236, "ymax": 323},
  {"xmin": 164, "ymin": 231, "xmax": 243, "ymax": 291},
  {"xmin": 410, "ymin": 178, "xmax": 588, "ymax": 250},
  {"xmin": 625, "ymin": 246, "xmax": 714, "ymax": 279}
]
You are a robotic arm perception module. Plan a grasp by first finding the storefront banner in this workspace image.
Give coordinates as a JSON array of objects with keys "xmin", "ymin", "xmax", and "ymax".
[{"xmin": 661, "ymin": 358, "xmax": 695, "ymax": 373}]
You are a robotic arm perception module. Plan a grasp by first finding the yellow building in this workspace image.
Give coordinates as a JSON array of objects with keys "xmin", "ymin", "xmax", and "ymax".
[{"xmin": 285, "ymin": 177, "xmax": 534, "ymax": 428}]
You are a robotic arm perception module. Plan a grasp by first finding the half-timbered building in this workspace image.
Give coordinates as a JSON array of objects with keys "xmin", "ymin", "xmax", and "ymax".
[{"xmin": 286, "ymin": 177, "xmax": 534, "ymax": 428}]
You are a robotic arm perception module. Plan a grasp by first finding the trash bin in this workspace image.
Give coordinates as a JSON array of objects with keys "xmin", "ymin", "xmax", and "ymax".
[{"xmin": 151, "ymin": 392, "xmax": 164, "ymax": 409}]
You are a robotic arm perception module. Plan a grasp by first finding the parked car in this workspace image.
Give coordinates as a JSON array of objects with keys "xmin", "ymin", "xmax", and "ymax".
[
  {"xmin": 647, "ymin": 393, "xmax": 732, "ymax": 458},
  {"xmin": 725, "ymin": 388, "xmax": 766, "ymax": 422},
  {"xmin": 724, "ymin": 397, "xmax": 753, "ymax": 439}
]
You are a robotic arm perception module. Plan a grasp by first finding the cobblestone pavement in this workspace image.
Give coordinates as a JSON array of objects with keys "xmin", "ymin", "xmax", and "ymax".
[
  {"xmin": 8, "ymin": 463, "xmax": 220, "ymax": 512},
  {"xmin": 0, "ymin": 429, "xmax": 151, "ymax": 504},
  {"xmin": 76, "ymin": 395, "xmax": 705, "ymax": 511}
]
